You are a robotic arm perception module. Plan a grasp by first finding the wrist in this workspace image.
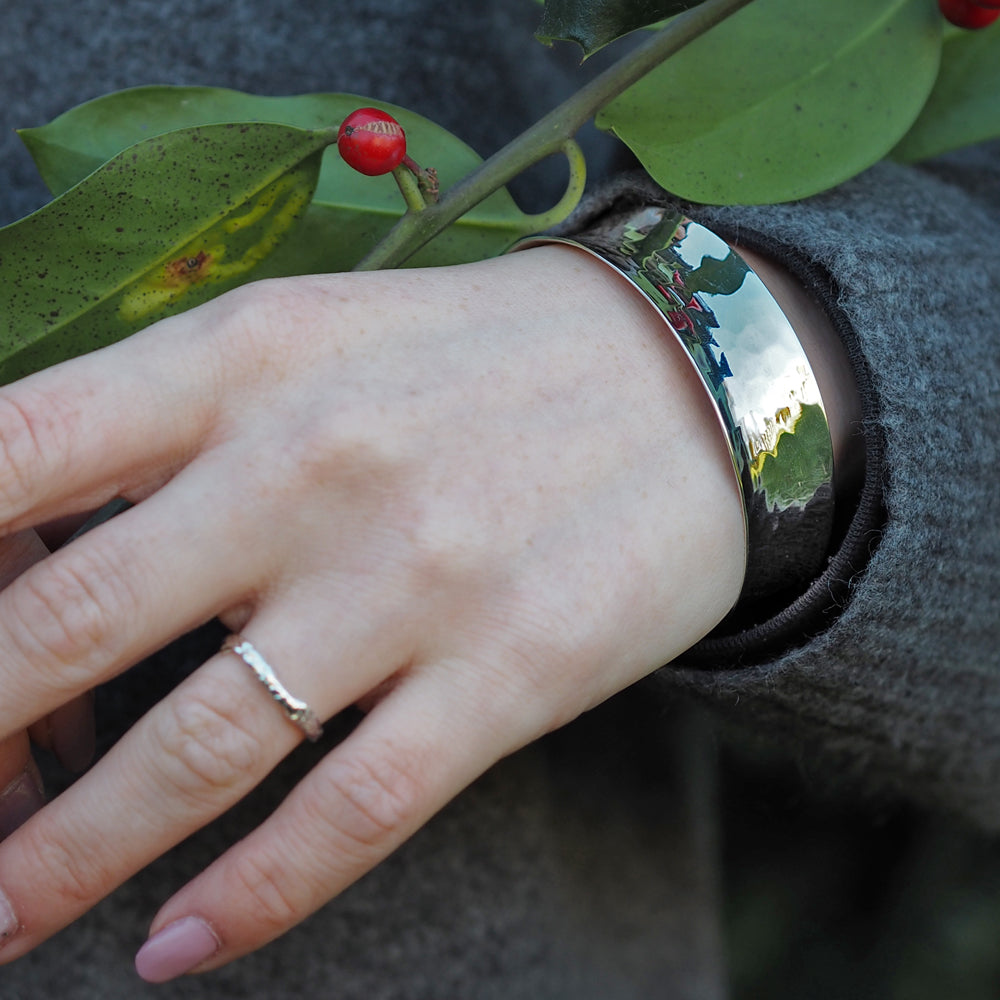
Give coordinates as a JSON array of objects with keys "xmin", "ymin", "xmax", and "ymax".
[
  {"xmin": 516, "ymin": 208, "xmax": 839, "ymax": 614},
  {"xmin": 500, "ymin": 245, "xmax": 747, "ymax": 654}
]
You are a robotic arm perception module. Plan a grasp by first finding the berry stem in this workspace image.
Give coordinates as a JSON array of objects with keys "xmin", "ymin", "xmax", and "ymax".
[
  {"xmin": 354, "ymin": 0, "xmax": 756, "ymax": 272},
  {"xmin": 401, "ymin": 155, "xmax": 424, "ymax": 176},
  {"xmin": 402, "ymin": 155, "xmax": 440, "ymax": 203}
]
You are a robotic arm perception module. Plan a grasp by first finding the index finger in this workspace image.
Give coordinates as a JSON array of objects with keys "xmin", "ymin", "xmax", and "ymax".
[{"xmin": 0, "ymin": 309, "xmax": 218, "ymax": 534}]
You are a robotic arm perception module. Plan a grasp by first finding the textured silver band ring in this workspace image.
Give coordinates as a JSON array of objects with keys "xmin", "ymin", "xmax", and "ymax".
[{"xmin": 221, "ymin": 634, "xmax": 324, "ymax": 742}]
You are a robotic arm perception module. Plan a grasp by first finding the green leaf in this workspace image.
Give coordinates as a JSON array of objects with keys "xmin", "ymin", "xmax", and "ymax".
[
  {"xmin": 19, "ymin": 86, "xmax": 539, "ymax": 270},
  {"xmin": 891, "ymin": 19, "xmax": 1000, "ymax": 162},
  {"xmin": 536, "ymin": 0, "xmax": 707, "ymax": 55},
  {"xmin": 0, "ymin": 122, "xmax": 331, "ymax": 384},
  {"xmin": 595, "ymin": 0, "xmax": 942, "ymax": 204}
]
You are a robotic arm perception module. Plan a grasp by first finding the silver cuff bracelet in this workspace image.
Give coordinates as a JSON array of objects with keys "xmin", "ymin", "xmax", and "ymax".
[{"xmin": 515, "ymin": 206, "xmax": 835, "ymax": 607}]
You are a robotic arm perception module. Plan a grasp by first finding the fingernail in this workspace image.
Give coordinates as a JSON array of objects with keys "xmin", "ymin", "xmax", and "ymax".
[
  {"xmin": 134, "ymin": 916, "xmax": 220, "ymax": 983},
  {"xmin": 0, "ymin": 887, "xmax": 18, "ymax": 948},
  {"xmin": 0, "ymin": 760, "xmax": 45, "ymax": 840}
]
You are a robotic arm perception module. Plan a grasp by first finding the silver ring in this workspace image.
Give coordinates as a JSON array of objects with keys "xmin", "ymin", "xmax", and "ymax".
[{"xmin": 221, "ymin": 634, "xmax": 324, "ymax": 742}]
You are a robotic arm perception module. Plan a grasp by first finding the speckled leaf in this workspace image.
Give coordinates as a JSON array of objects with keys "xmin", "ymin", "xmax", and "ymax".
[
  {"xmin": 595, "ymin": 0, "xmax": 942, "ymax": 204},
  {"xmin": 536, "ymin": 0, "xmax": 706, "ymax": 54},
  {"xmin": 891, "ymin": 21, "xmax": 1000, "ymax": 162},
  {"xmin": 0, "ymin": 122, "xmax": 331, "ymax": 384},
  {"xmin": 19, "ymin": 86, "xmax": 539, "ymax": 270}
]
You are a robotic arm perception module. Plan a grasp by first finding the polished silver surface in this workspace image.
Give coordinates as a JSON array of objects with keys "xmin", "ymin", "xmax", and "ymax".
[
  {"xmin": 222, "ymin": 634, "xmax": 324, "ymax": 742},
  {"xmin": 516, "ymin": 207, "xmax": 835, "ymax": 602}
]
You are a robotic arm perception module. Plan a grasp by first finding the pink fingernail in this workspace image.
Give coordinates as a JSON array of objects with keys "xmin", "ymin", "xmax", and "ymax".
[{"xmin": 134, "ymin": 916, "xmax": 220, "ymax": 983}]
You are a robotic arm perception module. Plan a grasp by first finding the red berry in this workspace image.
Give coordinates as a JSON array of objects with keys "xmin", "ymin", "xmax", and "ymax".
[
  {"xmin": 337, "ymin": 108, "xmax": 407, "ymax": 176},
  {"xmin": 938, "ymin": 0, "xmax": 1000, "ymax": 27}
]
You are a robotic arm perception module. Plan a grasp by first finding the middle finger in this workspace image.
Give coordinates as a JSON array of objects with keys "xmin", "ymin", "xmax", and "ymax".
[{"xmin": 0, "ymin": 460, "xmax": 271, "ymax": 735}]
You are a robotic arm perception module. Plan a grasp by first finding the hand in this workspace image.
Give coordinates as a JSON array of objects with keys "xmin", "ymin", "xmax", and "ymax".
[{"xmin": 0, "ymin": 246, "xmax": 743, "ymax": 979}]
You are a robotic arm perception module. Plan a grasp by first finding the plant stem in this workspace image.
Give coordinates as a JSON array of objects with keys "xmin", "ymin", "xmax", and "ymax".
[
  {"xmin": 517, "ymin": 138, "xmax": 587, "ymax": 233},
  {"xmin": 354, "ymin": 0, "xmax": 756, "ymax": 272},
  {"xmin": 391, "ymin": 164, "xmax": 428, "ymax": 212}
]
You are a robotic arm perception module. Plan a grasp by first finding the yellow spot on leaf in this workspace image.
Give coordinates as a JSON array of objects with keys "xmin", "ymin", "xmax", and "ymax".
[{"xmin": 117, "ymin": 171, "xmax": 312, "ymax": 324}]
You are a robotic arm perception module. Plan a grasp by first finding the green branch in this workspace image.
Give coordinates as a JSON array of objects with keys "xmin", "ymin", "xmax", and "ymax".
[
  {"xmin": 354, "ymin": 0, "xmax": 757, "ymax": 272},
  {"xmin": 517, "ymin": 138, "xmax": 587, "ymax": 233},
  {"xmin": 391, "ymin": 163, "xmax": 428, "ymax": 213}
]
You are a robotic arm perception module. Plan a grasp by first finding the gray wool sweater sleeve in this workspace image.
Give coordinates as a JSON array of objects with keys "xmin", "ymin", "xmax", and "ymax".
[{"xmin": 568, "ymin": 148, "xmax": 1000, "ymax": 831}]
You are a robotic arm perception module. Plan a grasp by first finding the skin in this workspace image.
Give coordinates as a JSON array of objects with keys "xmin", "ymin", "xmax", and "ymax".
[
  {"xmin": 0, "ymin": 531, "xmax": 93, "ymax": 800},
  {"xmin": 0, "ymin": 242, "xmax": 844, "ymax": 977}
]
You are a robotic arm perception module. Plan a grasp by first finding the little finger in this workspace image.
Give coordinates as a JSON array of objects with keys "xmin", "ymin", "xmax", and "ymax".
[{"xmin": 133, "ymin": 661, "xmax": 521, "ymax": 980}]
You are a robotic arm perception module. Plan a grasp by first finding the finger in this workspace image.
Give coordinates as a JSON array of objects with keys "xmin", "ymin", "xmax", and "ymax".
[
  {"xmin": 0, "ymin": 460, "xmax": 274, "ymax": 735},
  {"xmin": 0, "ymin": 398, "xmax": 441, "ymax": 736},
  {"xmin": 0, "ymin": 733, "xmax": 43, "ymax": 841},
  {"xmin": 133, "ymin": 661, "xmax": 524, "ymax": 980},
  {"xmin": 0, "ymin": 597, "xmax": 409, "ymax": 961},
  {"xmin": 27, "ymin": 693, "xmax": 96, "ymax": 774},
  {"xmin": 36, "ymin": 511, "xmax": 96, "ymax": 550},
  {"xmin": 0, "ymin": 734, "xmax": 31, "ymax": 794},
  {"xmin": 0, "ymin": 309, "xmax": 218, "ymax": 534},
  {"xmin": 0, "ymin": 531, "xmax": 50, "ymax": 834},
  {"xmin": 0, "ymin": 528, "xmax": 49, "ymax": 586},
  {"xmin": 0, "ymin": 655, "xmax": 298, "ymax": 959},
  {"xmin": 0, "ymin": 527, "xmax": 96, "ymax": 775}
]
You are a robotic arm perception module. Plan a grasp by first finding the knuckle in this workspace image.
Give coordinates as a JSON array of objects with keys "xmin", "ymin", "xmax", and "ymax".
[
  {"xmin": 8, "ymin": 545, "xmax": 134, "ymax": 680},
  {"xmin": 225, "ymin": 851, "xmax": 302, "ymax": 933},
  {"xmin": 153, "ymin": 678, "xmax": 265, "ymax": 808},
  {"xmin": 213, "ymin": 279, "xmax": 313, "ymax": 364},
  {"xmin": 310, "ymin": 749, "xmax": 425, "ymax": 855},
  {"xmin": 0, "ymin": 390, "xmax": 71, "ymax": 512},
  {"xmin": 286, "ymin": 398, "xmax": 408, "ymax": 478},
  {"xmin": 224, "ymin": 275, "xmax": 290, "ymax": 317},
  {"xmin": 18, "ymin": 822, "xmax": 112, "ymax": 907}
]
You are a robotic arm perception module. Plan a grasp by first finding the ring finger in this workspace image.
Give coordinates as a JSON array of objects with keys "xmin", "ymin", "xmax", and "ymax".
[
  {"xmin": 136, "ymin": 661, "xmax": 514, "ymax": 981},
  {"xmin": 0, "ymin": 592, "xmax": 409, "ymax": 961}
]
